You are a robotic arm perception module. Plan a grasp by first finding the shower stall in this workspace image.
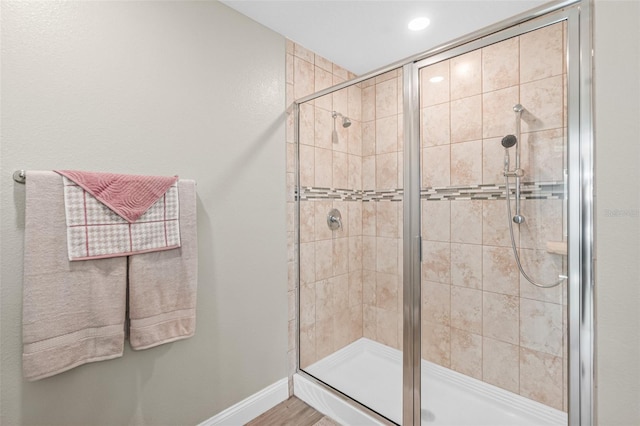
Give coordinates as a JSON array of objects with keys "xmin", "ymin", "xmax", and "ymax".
[{"xmin": 294, "ymin": 2, "xmax": 593, "ymax": 425}]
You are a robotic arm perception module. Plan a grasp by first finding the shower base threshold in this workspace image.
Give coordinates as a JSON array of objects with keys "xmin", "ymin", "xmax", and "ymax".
[{"xmin": 296, "ymin": 338, "xmax": 566, "ymax": 425}]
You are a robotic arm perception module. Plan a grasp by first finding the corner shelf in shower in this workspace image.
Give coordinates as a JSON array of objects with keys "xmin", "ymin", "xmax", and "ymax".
[{"xmin": 546, "ymin": 241, "xmax": 568, "ymax": 256}]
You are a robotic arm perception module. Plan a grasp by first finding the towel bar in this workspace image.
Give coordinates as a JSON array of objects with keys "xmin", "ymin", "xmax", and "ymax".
[{"xmin": 13, "ymin": 170, "xmax": 26, "ymax": 184}]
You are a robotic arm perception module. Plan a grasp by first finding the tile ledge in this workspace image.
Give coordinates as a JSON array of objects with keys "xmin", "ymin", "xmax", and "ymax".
[{"xmin": 546, "ymin": 241, "xmax": 567, "ymax": 256}]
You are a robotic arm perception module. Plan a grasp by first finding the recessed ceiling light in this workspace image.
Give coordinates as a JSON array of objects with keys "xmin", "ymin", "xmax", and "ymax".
[
  {"xmin": 429, "ymin": 76, "xmax": 444, "ymax": 83},
  {"xmin": 408, "ymin": 17, "xmax": 430, "ymax": 31}
]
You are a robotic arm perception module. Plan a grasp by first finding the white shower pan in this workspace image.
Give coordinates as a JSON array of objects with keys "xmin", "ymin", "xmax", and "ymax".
[{"xmin": 295, "ymin": 338, "xmax": 566, "ymax": 425}]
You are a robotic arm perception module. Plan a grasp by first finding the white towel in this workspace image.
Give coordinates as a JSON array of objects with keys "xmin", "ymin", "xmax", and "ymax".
[
  {"xmin": 22, "ymin": 171, "xmax": 127, "ymax": 381},
  {"xmin": 128, "ymin": 180, "xmax": 198, "ymax": 349}
]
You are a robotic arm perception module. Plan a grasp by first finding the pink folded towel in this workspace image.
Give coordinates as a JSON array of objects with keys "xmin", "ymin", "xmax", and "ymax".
[
  {"xmin": 55, "ymin": 170, "xmax": 178, "ymax": 223},
  {"xmin": 55, "ymin": 171, "xmax": 181, "ymax": 261},
  {"xmin": 22, "ymin": 172, "xmax": 198, "ymax": 381}
]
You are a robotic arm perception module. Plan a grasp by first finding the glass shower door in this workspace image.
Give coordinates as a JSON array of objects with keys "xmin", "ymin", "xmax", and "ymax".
[
  {"xmin": 417, "ymin": 21, "xmax": 569, "ymax": 426},
  {"xmin": 298, "ymin": 69, "xmax": 405, "ymax": 423},
  {"xmin": 294, "ymin": 5, "xmax": 593, "ymax": 423}
]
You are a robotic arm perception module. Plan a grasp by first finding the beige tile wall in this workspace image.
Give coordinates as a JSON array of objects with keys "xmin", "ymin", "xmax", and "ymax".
[
  {"xmin": 419, "ymin": 22, "xmax": 568, "ymax": 411},
  {"xmin": 286, "ymin": 41, "xmax": 363, "ymax": 376}
]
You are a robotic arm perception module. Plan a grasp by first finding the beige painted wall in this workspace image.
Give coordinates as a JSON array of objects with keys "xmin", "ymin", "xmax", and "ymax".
[
  {"xmin": 0, "ymin": 1, "xmax": 287, "ymax": 425},
  {"xmin": 594, "ymin": 1, "xmax": 640, "ymax": 425}
]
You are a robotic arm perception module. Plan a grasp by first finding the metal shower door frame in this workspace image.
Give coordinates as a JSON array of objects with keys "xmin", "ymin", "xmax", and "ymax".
[
  {"xmin": 403, "ymin": 1, "xmax": 593, "ymax": 425},
  {"xmin": 293, "ymin": 1, "xmax": 593, "ymax": 425}
]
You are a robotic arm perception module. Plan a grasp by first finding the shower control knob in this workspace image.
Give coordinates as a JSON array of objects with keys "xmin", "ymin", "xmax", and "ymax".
[{"xmin": 327, "ymin": 209, "xmax": 342, "ymax": 231}]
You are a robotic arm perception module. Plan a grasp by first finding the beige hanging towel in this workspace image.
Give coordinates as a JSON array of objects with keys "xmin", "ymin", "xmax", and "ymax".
[
  {"xmin": 128, "ymin": 179, "xmax": 198, "ymax": 350},
  {"xmin": 22, "ymin": 172, "xmax": 198, "ymax": 381},
  {"xmin": 22, "ymin": 171, "xmax": 127, "ymax": 381}
]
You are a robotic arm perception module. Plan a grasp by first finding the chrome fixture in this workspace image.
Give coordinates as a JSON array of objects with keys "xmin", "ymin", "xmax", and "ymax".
[
  {"xmin": 13, "ymin": 170, "xmax": 26, "ymax": 184},
  {"xmin": 502, "ymin": 103, "xmax": 566, "ymax": 289},
  {"xmin": 331, "ymin": 111, "xmax": 351, "ymax": 144},
  {"xmin": 327, "ymin": 208, "xmax": 342, "ymax": 230},
  {"xmin": 501, "ymin": 134, "xmax": 517, "ymax": 148},
  {"xmin": 332, "ymin": 111, "xmax": 351, "ymax": 128},
  {"xmin": 502, "ymin": 104, "xmax": 525, "ymax": 224}
]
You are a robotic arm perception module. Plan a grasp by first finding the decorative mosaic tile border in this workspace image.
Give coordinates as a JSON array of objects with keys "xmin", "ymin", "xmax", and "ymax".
[
  {"xmin": 298, "ymin": 187, "xmax": 363, "ymax": 201},
  {"xmin": 421, "ymin": 181, "xmax": 565, "ymax": 201},
  {"xmin": 298, "ymin": 181, "xmax": 565, "ymax": 202}
]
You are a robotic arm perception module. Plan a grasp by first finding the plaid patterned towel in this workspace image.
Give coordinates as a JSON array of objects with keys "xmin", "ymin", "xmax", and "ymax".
[{"xmin": 61, "ymin": 176, "xmax": 181, "ymax": 261}]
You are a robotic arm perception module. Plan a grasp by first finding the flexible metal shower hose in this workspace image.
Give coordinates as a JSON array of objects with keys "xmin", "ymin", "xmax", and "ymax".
[{"xmin": 504, "ymin": 176, "xmax": 566, "ymax": 289}]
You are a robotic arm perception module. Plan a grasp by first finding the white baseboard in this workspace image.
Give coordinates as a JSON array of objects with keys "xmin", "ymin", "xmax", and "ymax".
[
  {"xmin": 198, "ymin": 378, "xmax": 289, "ymax": 426},
  {"xmin": 293, "ymin": 373, "xmax": 383, "ymax": 425}
]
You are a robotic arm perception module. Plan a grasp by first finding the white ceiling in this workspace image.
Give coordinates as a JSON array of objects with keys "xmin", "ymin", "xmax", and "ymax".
[{"xmin": 221, "ymin": 0, "xmax": 550, "ymax": 76}]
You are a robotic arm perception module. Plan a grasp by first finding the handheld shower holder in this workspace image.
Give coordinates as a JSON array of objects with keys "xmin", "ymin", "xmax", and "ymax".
[{"xmin": 503, "ymin": 168, "xmax": 524, "ymax": 178}]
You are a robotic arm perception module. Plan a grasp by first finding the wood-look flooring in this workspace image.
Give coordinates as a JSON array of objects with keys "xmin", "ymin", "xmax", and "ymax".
[{"xmin": 245, "ymin": 396, "xmax": 340, "ymax": 426}]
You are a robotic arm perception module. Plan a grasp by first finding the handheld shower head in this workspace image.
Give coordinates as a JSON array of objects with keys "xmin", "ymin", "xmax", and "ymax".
[
  {"xmin": 501, "ymin": 134, "xmax": 518, "ymax": 173},
  {"xmin": 501, "ymin": 134, "xmax": 518, "ymax": 148}
]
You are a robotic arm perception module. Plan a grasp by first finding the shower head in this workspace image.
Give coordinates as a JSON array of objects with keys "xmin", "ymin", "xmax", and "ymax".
[
  {"xmin": 501, "ymin": 134, "xmax": 518, "ymax": 148},
  {"xmin": 332, "ymin": 111, "xmax": 351, "ymax": 128}
]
